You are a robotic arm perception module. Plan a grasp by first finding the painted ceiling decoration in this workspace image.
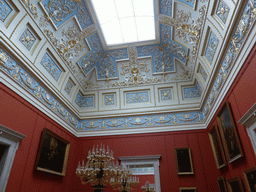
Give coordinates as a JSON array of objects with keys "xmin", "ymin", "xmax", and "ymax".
[{"xmin": 0, "ymin": 0, "xmax": 256, "ymax": 136}]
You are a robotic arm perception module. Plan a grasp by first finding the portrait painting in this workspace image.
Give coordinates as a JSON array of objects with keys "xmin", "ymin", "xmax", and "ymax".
[
  {"xmin": 209, "ymin": 125, "xmax": 227, "ymax": 169},
  {"xmin": 175, "ymin": 147, "xmax": 194, "ymax": 175},
  {"xmin": 217, "ymin": 101, "xmax": 243, "ymax": 163},
  {"xmin": 217, "ymin": 176, "xmax": 227, "ymax": 192},
  {"xmin": 227, "ymin": 177, "xmax": 244, "ymax": 192},
  {"xmin": 244, "ymin": 166, "xmax": 256, "ymax": 192},
  {"xmin": 34, "ymin": 128, "xmax": 70, "ymax": 176}
]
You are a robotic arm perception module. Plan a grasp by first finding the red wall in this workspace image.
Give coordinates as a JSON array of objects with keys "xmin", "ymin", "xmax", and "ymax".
[
  {"xmin": 205, "ymin": 42, "xmax": 256, "ymax": 190},
  {"xmin": 0, "ymin": 83, "xmax": 79, "ymax": 192},
  {"xmin": 0, "ymin": 43, "xmax": 255, "ymax": 191},
  {"xmin": 72, "ymin": 130, "xmax": 217, "ymax": 192}
]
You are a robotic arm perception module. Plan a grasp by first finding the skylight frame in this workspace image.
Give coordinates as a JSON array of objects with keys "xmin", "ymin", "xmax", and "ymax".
[{"xmin": 90, "ymin": 0, "xmax": 159, "ymax": 49}]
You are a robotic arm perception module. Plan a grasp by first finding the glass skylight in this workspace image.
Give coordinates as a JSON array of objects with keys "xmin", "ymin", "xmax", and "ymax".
[{"xmin": 92, "ymin": 0, "xmax": 155, "ymax": 45}]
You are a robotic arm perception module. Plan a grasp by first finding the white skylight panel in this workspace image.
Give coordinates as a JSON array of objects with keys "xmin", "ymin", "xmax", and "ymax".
[
  {"xmin": 92, "ymin": 0, "xmax": 156, "ymax": 45},
  {"xmin": 101, "ymin": 21, "xmax": 123, "ymax": 45},
  {"xmin": 115, "ymin": 0, "xmax": 133, "ymax": 18},
  {"xmin": 136, "ymin": 17, "xmax": 155, "ymax": 41},
  {"xmin": 92, "ymin": 0, "xmax": 117, "ymax": 24},
  {"xmin": 133, "ymin": 0, "xmax": 154, "ymax": 16},
  {"xmin": 120, "ymin": 17, "xmax": 137, "ymax": 43}
]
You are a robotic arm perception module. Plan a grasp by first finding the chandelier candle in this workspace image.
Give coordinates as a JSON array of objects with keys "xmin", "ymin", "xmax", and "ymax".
[{"xmin": 76, "ymin": 144, "xmax": 139, "ymax": 192}]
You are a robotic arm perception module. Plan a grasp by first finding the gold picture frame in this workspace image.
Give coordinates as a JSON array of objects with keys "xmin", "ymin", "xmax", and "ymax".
[
  {"xmin": 243, "ymin": 166, "xmax": 256, "ymax": 192},
  {"xmin": 175, "ymin": 147, "xmax": 194, "ymax": 175},
  {"xmin": 179, "ymin": 187, "xmax": 197, "ymax": 192},
  {"xmin": 34, "ymin": 128, "xmax": 70, "ymax": 176},
  {"xmin": 208, "ymin": 125, "xmax": 227, "ymax": 169},
  {"xmin": 227, "ymin": 177, "xmax": 244, "ymax": 192},
  {"xmin": 217, "ymin": 101, "xmax": 244, "ymax": 163},
  {"xmin": 217, "ymin": 176, "xmax": 227, "ymax": 192}
]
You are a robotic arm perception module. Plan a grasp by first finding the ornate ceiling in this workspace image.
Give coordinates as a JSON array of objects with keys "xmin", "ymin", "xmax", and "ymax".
[{"xmin": 0, "ymin": 0, "xmax": 256, "ymax": 136}]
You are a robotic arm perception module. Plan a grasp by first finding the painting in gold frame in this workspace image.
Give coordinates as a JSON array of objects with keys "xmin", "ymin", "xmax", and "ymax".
[
  {"xmin": 217, "ymin": 101, "xmax": 244, "ymax": 163},
  {"xmin": 227, "ymin": 177, "xmax": 244, "ymax": 192},
  {"xmin": 208, "ymin": 125, "xmax": 227, "ymax": 169},
  {"xmin": 175, "ymin": 147, "xmax": 194, "ymax": 175},
  {"xmin": 243, "ymin": 166, "xmax": 256, "ymax": 192},
  {"xmin": 217, "ymin": 176, "xmax": 227, "ymax": 192},
  {"xmin": 34, "ymin": 128, "xmax": 70, "ymax": 176},
  {"xmin": 179, "ymin": 187, "xmax": 197, "ymax": 192}
]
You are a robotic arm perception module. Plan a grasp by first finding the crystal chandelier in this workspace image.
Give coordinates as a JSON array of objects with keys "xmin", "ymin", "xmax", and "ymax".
[
  {"xmin": 76, "ymin": 144, "xmax": 117, "ymax": 192},
  {"xmin": 141, "ymin": 181, "xmax": 156, "ymax": 192},
  {"xmin": 110, "ymin": 167, "xmax": 139, "ymax": 192}
]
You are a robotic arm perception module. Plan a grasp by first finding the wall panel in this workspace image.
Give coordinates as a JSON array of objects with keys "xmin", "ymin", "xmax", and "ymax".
[
  {"xmin": 205, "ymin": 42, "xmax": 256, "ymax": 190},
  {"xmin": 0, "ymin": 83, "xmax": 78, "ymax": 192}
]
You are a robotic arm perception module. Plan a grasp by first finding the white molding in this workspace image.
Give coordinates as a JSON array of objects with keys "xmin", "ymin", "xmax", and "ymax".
[
  {"xmin": 119, "ymin": 155, "xmax": 161, "ymax": 161},
  {"xmin": 119, "ymin": 155, "xmax": 161, "ymax": 192},
  {"xmin": 204, "ymin": 20, "xmax": 256, "ymax": 129},
  {"xmin": 76, "ymin": 123, "xmax": 206, "ymax": 137},
  {"xmin": 238, "ymin": 102, "xmax": 256, "ymax": 155},
  {"xmin": 238, "ymin": 102, "xmax": 256, "ymax": 128},
  {"xmin": 0, "ymin": 125, "xmax": 26, "ymax": 192}
]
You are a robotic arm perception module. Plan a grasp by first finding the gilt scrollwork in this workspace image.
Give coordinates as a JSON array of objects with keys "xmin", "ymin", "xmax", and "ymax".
[
  {"xmin": 203, "ymin": 0, "xmax": 256, "ymax": 118},
  {"xmin": 42, "ymin": 0, "xmax": 92, "ymax": 29},
  {"xmin": 0, "ymin": 0, "xmax": 12, "ymax": 22},
  {"xmin": 21, "ymin": 0, "xmax": 38, "ymax": 19}
]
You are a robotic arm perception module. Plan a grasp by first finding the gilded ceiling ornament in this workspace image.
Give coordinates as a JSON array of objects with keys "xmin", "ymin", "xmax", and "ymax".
[
  {"xmin": 0, "ymin": 52, "xmax": 7, "ymax": 65},
  {"xmin": 46, "ymin": 1, "xmax": 75, "ymax": 23},
  {"xmin": 205, "ymin": 31, "xmax": 219, "ymax": 65},
  {"xmin": 19, "ymin": 28, "xmax": 36, "ymax": 51},
  {"xmin": 39, "ymin": 14, "xmax": 50, "ymax": 27},
  {"xmin": 82, "ymin": 121, "xmax": 101, "ymax": 129},
  {"xmin": 160, "ymin": 0, "xmax": 172, "ymax": 16},
  {"xmin": 153, "ymin": 115, "xmax": 173, "ymax": 124},
  {"xmin": 0, "ymin": 0, "xmax": 12, "ymax": 22},
  {"xmin": 44, "ymin": 26, "xmax": 86, "ymax": 75},
  {"xmin": 41, "ymin": 0, "xmax": 92, "ymax": 29},
  {"xmin": 105, "ymin": 120, "xmax": 124, "ymax": 128},
  {"xmin": 75, "ymin": 93, "xmax": 94, "ymax": 108},
  {"xmin": 40, "ymin": 52, "xmax": 62, "ymax": 81},
  {"xmin": 203, "ymin": 0, "xmax": 256, "ymax": 119},
  {"xmin": 64, "ymin": 80, "xmax": 74, "ymax": 95},
  {"xmin": 129, "ymin": 117, "xmax": 148, "ymax": 125},
  {"xmin": 172, "ymin": 66, "xmax": 193, "ymax": 81},
  {"xmin": 117, "ymin": 46, "xmax": 150, "ymax": 86},
  {"xmin": 177, "ymin": 113, "xmax": 202, "ymax": 122},
  {"xmin": 216, "ymin": 0, "xmax": 230, "ymax": 24},
  {"xmin": 21, "ymin": 0, "xmax": 38, "ymax": 19},
  {"xmin": 126, "ymin": 91, "xmax": 149, "ymax": 104},
  {"xmin": 198, "ymin": 64, "xmax": 208, "ymax": 81}
]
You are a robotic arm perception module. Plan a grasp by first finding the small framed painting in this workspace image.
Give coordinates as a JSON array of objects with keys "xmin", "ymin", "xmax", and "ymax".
[
  {"xmin": 217, "ymin": 176, "xmax": 227, "ymax": 192},
  {"xmin": 217, "ymin": 101, "xmax": 244, "ymax": 163},
  {"xmin": 227, "ymin": 177, "xmax": 244, "ymax": 192},
  {"xmin": 179, "ymin": 187, "xmax": 197, "ymax": 192},
  {"xmin": 175, "ymin": 147, "xmax": 194, "ymax": 175},
  {"xmin": 34, "ymin": 128, "xmax": 70, "ymax": 176},
  {"xmin": 209, "ymin": 125, "xmax": 227, "ymax": 169},
  {"xmin": 243, "ymin": 166, "xmax": 256, "ymax": 192}
]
